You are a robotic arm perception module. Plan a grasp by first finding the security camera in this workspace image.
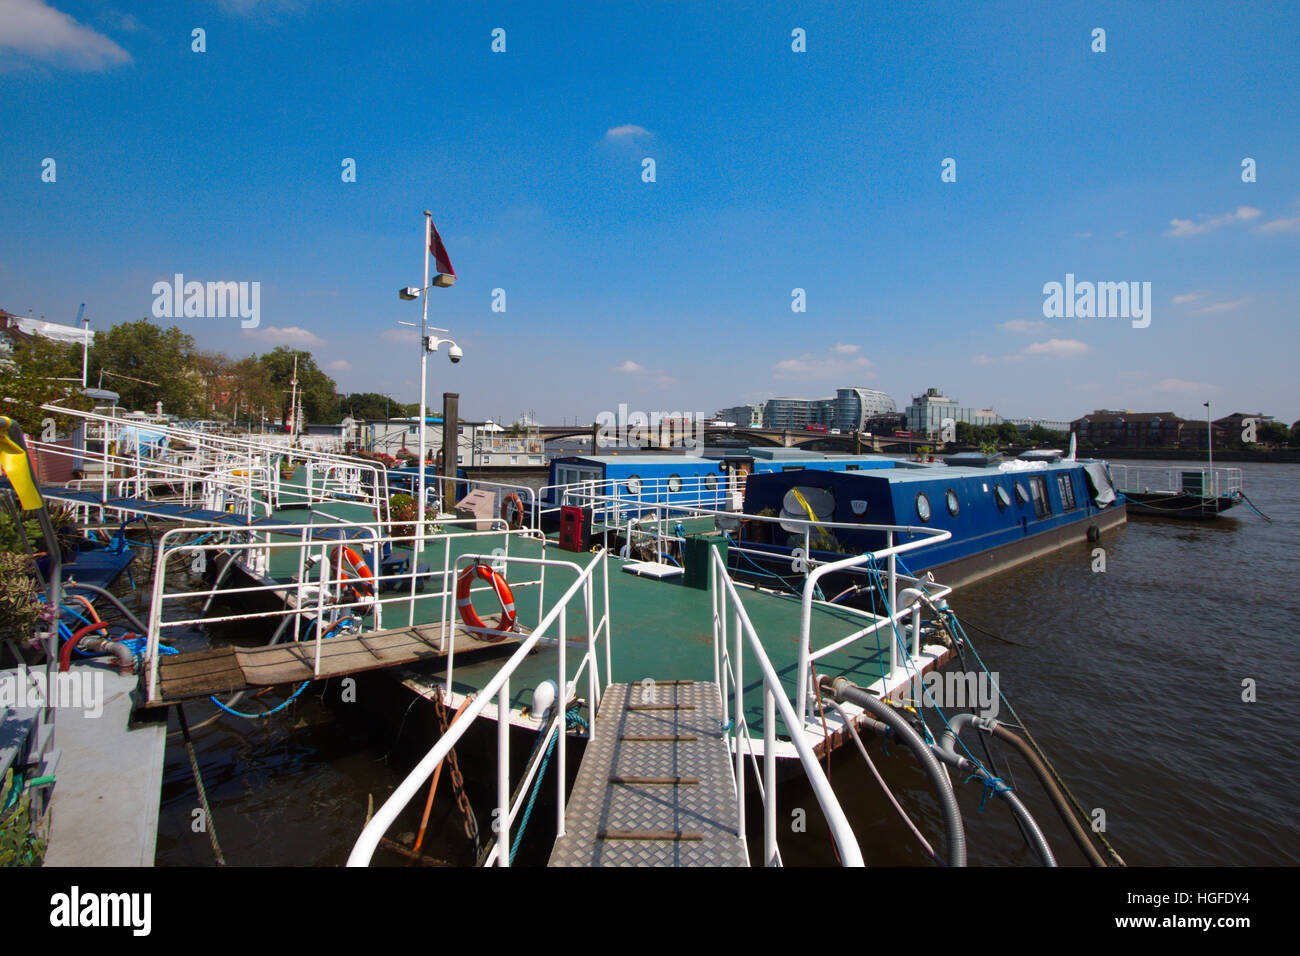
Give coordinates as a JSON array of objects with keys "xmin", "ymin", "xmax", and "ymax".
[{"xmin": 447, "ymin": 344, "xmax": 463, "ymax": 364}]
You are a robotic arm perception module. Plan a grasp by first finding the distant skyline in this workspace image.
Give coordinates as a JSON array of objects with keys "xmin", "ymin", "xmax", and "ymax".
[{"xmin": 2, "ymin": 1, "xmax": 1297, "ymax": 426}]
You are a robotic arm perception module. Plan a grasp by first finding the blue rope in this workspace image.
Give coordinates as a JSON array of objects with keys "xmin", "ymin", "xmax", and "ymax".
[
  {"xmin": 966, "ymin": 773, "xmax": 1011, "ymax": 812},
  {"xmin": 510, "ymin": 708, "xmax": 585, "ymax": 863},
  {"xmin": 205, "ymin": 618, "xmax": 353, "ymax": 719}
]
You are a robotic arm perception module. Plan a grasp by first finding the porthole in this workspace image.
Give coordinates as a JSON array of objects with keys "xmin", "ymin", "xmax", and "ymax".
[
  {"xmin": 1015, "ymin": 482, "xmax": 1029, "ymax": 505},
  {"xmin": 667, "ymin": 474, "xmax": 682, "ymax": 493},
  {"xmin": 704, "ymin": 474, "xmax": 718, "ymax": 491},
  {"xmin": 946, "ymin": 488, "xmax": 960, "ymax": 517},
  {"xmin": 916, "ymin": 491, "xmax": 932, "ymax": 523},
  {"xmin": 626, "ymin": 475, "xmax": 642, "ymax": 495},
  {"xmin": 995, "ymin": 486, "xmax": 1012, "ymax": 509}
]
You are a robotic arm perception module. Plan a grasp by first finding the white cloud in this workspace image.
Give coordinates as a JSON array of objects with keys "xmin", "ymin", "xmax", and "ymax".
[
  {"xmin": 1151, "ymin": 378, "xmax": 1222, "ymax": 393},
  {"xmin": 605, "ymin": 124, "xmax": 650, "ymax": 139},
  {"xmin": 1022, "ymin": 338, "xmax": 1091, "ymax": 357},
  {"xmin": 0, "ymin": 0, "xmax": 132, "ymax": 70},
  {"xmin": 1166, "ymin": 206, "xmax": 1262, "ymax": 238},
  {"xmin": 830, "ymin": 343, "xmax": 860, "ymax": 354},
  {"xmin": 243, "ymin": 325, "xmax": 325, "ymax": 346},
  {"xmin": 1172, "ymin": 292, "xmax": 1203, "ymax": 305},
  {"xmin": 381, "ymin": 328, "xmax": 418, "ymax": 343},
  {"xmin": 1192, "ymin": 298, "xmax": 1251, "ymax": 314},
  {"xmin": 772, "ymin": 347, "xmax": 873, "ymax": 380},
  {"xmin": 325, "ymin": 359, "xmax": 351, "ymax": 372},
  {"xmin": 999, "ymin": 319, "xmax": 1051, "ymax": 334},
  {"xmin": 1257, "ymin": 217, "xmax": 1300, "ymax": 234},
  {"xmin": 614, "ymin": 360, "xmax": 645, "ymax": 374}
]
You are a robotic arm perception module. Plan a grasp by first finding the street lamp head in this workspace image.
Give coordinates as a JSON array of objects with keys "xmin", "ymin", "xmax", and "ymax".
[{"xmin": 399, "ymin": 286, "xmax": 421, "ymax": 301}]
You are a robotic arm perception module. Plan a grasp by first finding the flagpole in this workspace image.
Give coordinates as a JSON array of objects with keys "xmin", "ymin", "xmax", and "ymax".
[
  {"xmin": 1205, "ymin": 401, "xmax": 1213, "ymax": 497},
  {"xmin": 416, "ymin": 211, "xmax": 432, "ymax": 556}
]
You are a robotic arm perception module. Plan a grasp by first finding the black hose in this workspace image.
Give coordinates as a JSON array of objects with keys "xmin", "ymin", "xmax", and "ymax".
[
  {"xmin": 990, "ymin": 723, "xmax": 1107, "ymax": 867},
  {"xmin": 822, "ymin": 676, "xmax": 967, "ymax": 867},
  {"xmin": 61, "ymin": 581, "xmax": 149, "ymax": 635}
]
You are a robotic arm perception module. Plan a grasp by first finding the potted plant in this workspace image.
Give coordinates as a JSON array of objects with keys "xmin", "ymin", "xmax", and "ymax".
[{"xmin": 387, "ymin": 493, "xmax": 416, "ymax": 539}]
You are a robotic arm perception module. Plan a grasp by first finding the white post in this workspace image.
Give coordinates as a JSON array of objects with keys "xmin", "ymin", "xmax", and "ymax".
[
  {"xmin": 763, "ymin": 684, "xmax": 776, "ymax": 865},
  {"xmin": 416, "ymin": 211, "xmax": 432, "ymax": 559},
  {"xmin": 497, "ymin": 677, "xmax": 510, "ymax": 866}
]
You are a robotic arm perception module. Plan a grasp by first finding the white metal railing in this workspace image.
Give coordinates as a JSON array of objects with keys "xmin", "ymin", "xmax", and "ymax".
[
  {"xmin": 142, "ymin": 515, "xmax": 549, "ymax": 702},
  {"xmin": 388, "ymin": 469, "xmax": 543, "ymax": 533},
  {"xmin": 1109, "ymin": 464, "xmax": 1243, "ymax": 499},
  {"xmin": 35, "ymin": 404, "xmax": 389, "ymax": 515},
  {"xmin": 708, "ymin": 546, "xmax": 864, "ymax": 866},
  {"xmin": 348, "ymin": 548, "xmax": 612, "ymax": 867},
  {"xmin": 539, "ymin": 472, "xmax": 739, "ymax": 526}
]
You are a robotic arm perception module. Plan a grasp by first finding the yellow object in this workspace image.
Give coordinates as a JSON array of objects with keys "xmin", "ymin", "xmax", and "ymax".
[
  {"xmin": 791, "ymin": 487, "xmax": 818, "ymax": 523},
  {"xmin": 0, "ymin": 416, "xmax": 43, "ymax": 510}
]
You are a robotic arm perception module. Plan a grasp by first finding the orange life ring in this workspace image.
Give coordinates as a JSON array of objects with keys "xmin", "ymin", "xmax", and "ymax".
[
  {"xmin": 456, "ymin": 563, "xmax": 517, "ymax": 641},
  {"xmin": 500, "ymin": 493, "xmax": 525, "ymax": 530},
  {"xmin": 329, "ymin": 545, "xmax": 374, "ymax": 605}
]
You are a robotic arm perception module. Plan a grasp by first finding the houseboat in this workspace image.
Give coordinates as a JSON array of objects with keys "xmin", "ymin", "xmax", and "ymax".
[{"xmin": 734, "ymin": 453, "xmax": 1126, "ymax": 592}]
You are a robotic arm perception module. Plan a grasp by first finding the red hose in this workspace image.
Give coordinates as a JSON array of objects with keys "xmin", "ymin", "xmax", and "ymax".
[{"xmin": 60, "ymin": 622, "xmax": 109, "ymax": 672}]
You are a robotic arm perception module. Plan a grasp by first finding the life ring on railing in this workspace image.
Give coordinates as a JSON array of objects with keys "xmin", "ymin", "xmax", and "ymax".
[
  {"xmin": 456, "ymin": 564, "xmax": 517, "ymax": 641},
  {"xmin": 329, "ymin": 545, "xmax": 375, "ymax": 605},
  {"xmin": 500, "ymin": 493, "xmax": 525, "ymax": 530}
]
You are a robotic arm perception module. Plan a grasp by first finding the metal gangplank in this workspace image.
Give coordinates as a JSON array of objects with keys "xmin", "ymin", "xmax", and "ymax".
[{"xmin": 548, "ymin": 679, "xmax": 747, "ymax": 866}]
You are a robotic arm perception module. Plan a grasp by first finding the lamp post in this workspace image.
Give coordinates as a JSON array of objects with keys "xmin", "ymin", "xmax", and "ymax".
[{"xmin": 400, "ymin": 211, "xmax": 461, "ymax": 555}]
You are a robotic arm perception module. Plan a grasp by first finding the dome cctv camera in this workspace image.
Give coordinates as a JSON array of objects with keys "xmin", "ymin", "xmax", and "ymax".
[{"xmin": 447, "ymin": 344, "xmax": 463, "ymax": 363}]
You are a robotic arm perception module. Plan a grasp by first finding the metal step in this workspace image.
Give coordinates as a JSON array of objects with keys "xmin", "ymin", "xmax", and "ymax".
[{"xmin": 548, "ymin": 681, "xmax": 748, "ymax": 866}]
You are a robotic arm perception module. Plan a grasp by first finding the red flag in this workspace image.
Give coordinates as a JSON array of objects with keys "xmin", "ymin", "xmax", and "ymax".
[{"xmin": 430, "ymin": 219, "xmax": 456, "ymax": 285}]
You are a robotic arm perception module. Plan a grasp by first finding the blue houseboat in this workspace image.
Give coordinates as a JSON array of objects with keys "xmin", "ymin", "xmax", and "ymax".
[
  {"xmin": 735, "ymin": 456, "xmax": 1126, "ymax": 591},
  {"xmin": 545, "ymin": 454, "xmax": 730, "ymax": 510}
]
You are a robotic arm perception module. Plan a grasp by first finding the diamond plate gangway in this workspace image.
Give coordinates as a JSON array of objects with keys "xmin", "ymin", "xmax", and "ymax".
[{"xmin": 548, "ymin": 679, "xmax": 748, "ymax": 866}]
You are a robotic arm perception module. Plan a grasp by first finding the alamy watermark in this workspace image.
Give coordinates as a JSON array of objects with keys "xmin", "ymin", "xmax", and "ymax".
[
  {"xmin": 904, "ymin": 669, "xmax": 1000, "ymax": 719},
  {"xmin": 0, "ymin": 664, "xmax": 104, "ymax": 718},
  {"xmin": 595, "ymin": 404, "xmax": 705, "ymax": 450},
  {"xmin": 151, "ymin": 273, "xmax": 260, "ymax": 328},
  {"xmin": 1042, "ymin": 273, "xmax": 1150, "ymax": 328}
]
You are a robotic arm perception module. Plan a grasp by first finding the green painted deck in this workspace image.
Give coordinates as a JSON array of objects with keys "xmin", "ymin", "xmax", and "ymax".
[{"xmin": 208, "ymin": 471, "xmax": 930, "ymax": 739}]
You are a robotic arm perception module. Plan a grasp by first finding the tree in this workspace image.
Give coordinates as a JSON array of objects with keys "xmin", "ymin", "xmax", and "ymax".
[
  {"xmin": 0, "ymin": 333, "xmax": 91, "ymax": 435},
  {"xmin": 996, "ymin": 422, "xmax": 1021, "ymax": 445},
  {"xmin": 340, "ymin": 392, "xmax": 416, "ymax": 421},
  {"xmin": 1257, "ymin": 421, "xmax": 1288, "ymax": 447},
  {"xmin": 954, "ymin": 421, "xmax": 977, "ymax": 446},
  {"xmin": 87, "ymin": 319, "xmax": 204, "ymax": 417},
  {"xmin": 257, "ymin": 347, "xmax": 340, "ymax": 425}
]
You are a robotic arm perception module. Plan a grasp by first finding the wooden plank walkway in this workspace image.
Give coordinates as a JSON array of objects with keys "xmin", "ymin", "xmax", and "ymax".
[
  {"xmin": 548, "ymin": 680, "xmax": 749, "ymax": 867},
  {"xmin": 150, "ymin": 622, "xmax": 521, "ymax": 705}
]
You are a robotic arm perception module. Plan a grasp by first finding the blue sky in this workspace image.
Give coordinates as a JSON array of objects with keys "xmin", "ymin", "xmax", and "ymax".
[{"xmin": 2, "ymin": 0, "xmax": 1297, "ymax": 426}]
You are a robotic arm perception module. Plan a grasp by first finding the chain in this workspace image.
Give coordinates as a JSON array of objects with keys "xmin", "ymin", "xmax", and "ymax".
[{"xmin": 434, "ymin": 690, "xmax": 480, "ymax": 853}]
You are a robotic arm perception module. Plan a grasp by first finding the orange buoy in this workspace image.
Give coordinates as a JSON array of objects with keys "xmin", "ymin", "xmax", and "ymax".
[{"xmin": 456, "ymin": 563, "xmax": 517, "ymax": 641}]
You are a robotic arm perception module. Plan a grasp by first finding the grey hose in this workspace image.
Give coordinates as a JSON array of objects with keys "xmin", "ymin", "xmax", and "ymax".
[
  {"xmin": 822, "ymin": 676, "xmax": 967, "ymax": 867},
  {"xmin": 936, "ymin": 713, "xmax": 1057, "ymax": 867}
]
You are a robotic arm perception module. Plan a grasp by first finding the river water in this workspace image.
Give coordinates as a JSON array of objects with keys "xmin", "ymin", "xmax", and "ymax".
[{"xmin": 152, "ymin": 459, "xmax": 1298, "ymax": 866}]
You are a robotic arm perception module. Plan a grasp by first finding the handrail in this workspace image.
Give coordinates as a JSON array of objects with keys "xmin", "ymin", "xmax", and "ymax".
[
  {"xmin": 348, "ymin": 548, "xmax": 609, "ymax": 867},
  {"xmin": 142, "ymin": 516, "xmax": 538, "ymax": 702},
  {"xmin": 709, "ymin": 546, "xmax": 864, "ymax": 867}
]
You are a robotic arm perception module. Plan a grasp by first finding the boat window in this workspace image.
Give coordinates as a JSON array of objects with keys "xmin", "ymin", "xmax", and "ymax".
[
  {"xmin": 704, "ymin": 473, "xmax": 717, "ymax": 491},
  {"xmin": 1014, "ymin": 482, "xmax": 1030, "ymax": 505},
  {"xmin": 995, "ymin": 485, "xmax": 1012, "ymax": 509},
  {"xmin": 916, "ymin": 491, "xmax": 932, "ymax": 523},
  {"xmin": 1028, "ymin": 475, "xmax": 1050, "ymax": 517},
  {"xmin": 847, "ymin": 464, "xmax": 860, "ymax": 471},
  {"xmin": 667, "ymin": 474, "xmax": 682, "ymax": 493},
  {"xmin": 946, "ymin": 488, "xmax": 960, "ymax": 516},
  {"xmin": 625, "ymin": 475, "xmax": 642, "ymax": 495},
  {"xmin": 1057, "ymin": 473, "xmax": 1078, "ymax": 511}
]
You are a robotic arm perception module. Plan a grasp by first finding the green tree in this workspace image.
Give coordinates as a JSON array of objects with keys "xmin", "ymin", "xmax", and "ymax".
[
  {"xmin": 996, "ymin": 422, "xmax": 1021, "ymax": 445},
  {"xmin": 87, "ymin": 319, "xmax": 204, "ymax": 417},
  {"xmin": 340, "ymin": 392, "xmax": 416, "ymax": 421},
  {"xmin": 954, "ymin": 421, "xmax": 976, "ymax": 446},
  {"xmin": 258, "ymin": 347, "xmax": 340, "ymax": 425},
  {"xmin": 0, "ymin": 334, "xmax": 91, "ymax": 435}
]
